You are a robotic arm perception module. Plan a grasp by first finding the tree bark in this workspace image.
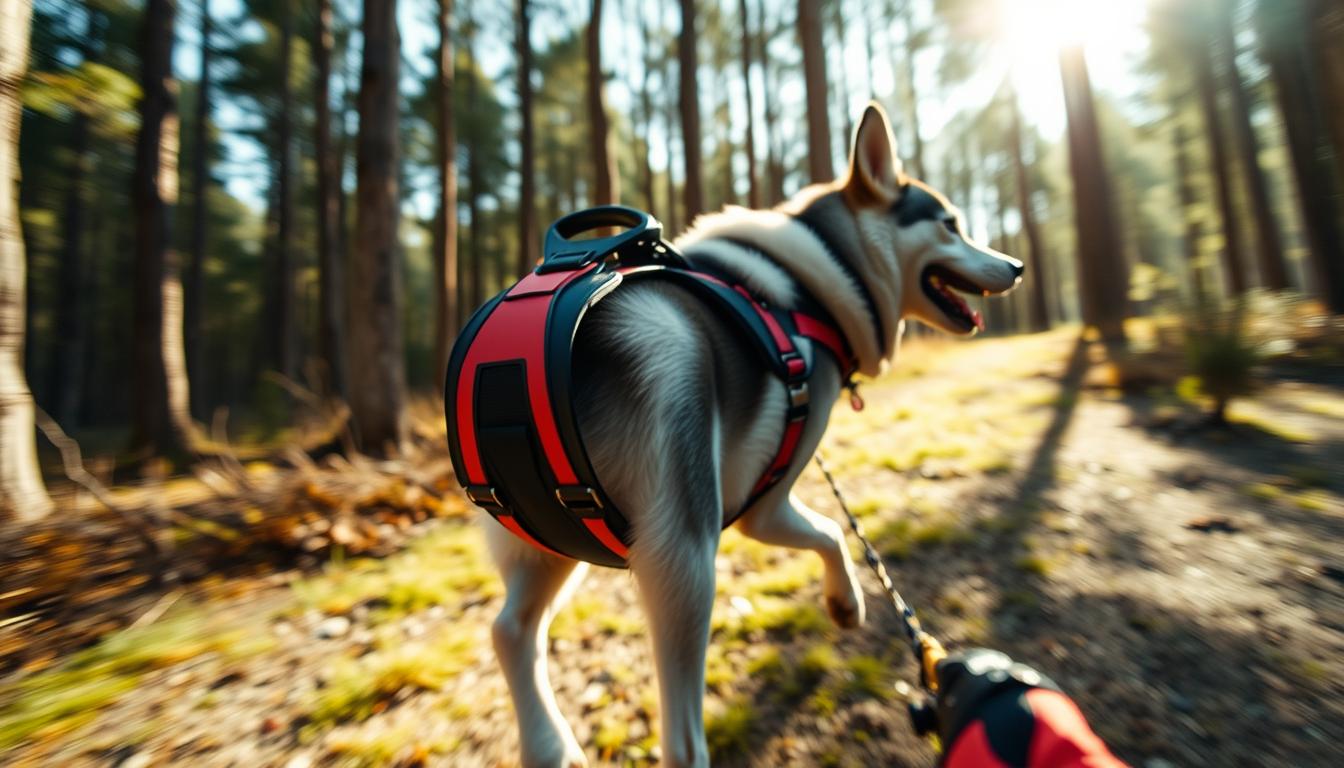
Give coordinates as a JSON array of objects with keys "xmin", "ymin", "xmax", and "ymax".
[
  {"xmin": 756, "ymin": 0, "xmax": 782, "ymax": 204},
  {"xmin": 274, "ymin": 2, "xmax": 297, "ymax": 378},
  {"xmin": 350, "ymin": 0, "xmax": 407, "ymax": 455},
  {"xmin": 0, "ymin": 0, "xmax": 52, "ymax": 519},
  {"xmin": 515, "ymin": 0, "xmax": 537, "ymax": 275},
  {"xmin": 678, "ymin": 0, "xmax": 704, "ymax": 220},
  {"xmin": 898, "ymin": 0, "xmax": 926, "ymax": 179},
  {"xmin": 315, "ymin": 0, "xmax": 347, "ymax": 398},
  {"xmin": 1214, "ymin": 0, "xmax": 1288, "ymax": 291},
  {"xmin": 51, "ymin": 12, "xmax": 100, "ymax": 428},
  {"xmin": 1006, "ymin": 90, "xmax": 1050, "ymax": 331},
  {"xmin": 635, "ymin": 0, "xmax": 656, "ymax": 212},
  {"xmin": 1192, "ymin": 36, "xmax": 1248, "ymax": 296},
  {"xmin": 184, "ymin": 1, "xmax": 209, "ymax": 418},
  {"xmin": 1173, "ymin": 117, "xmax": 1210, "ymax": 303},
  {"xmin": 828, "ymin": 0, "xmax": 852, "ymax": 154},
  {"xmin": 798, "ymin": 0, "xmax": 831, "ymax": 183},
  {"xmin": 586, "ymin": 0, "xmax": 618, "ymax": 206},
  {"xmin": 464, "ymin": 9, "xmax": 484, "ymax": 316},
  {"xmin": 131, "ymin": 0, "xmax": 194, "ymax": 458},
  {"xmin": 1058, "ymin": 46, "xmax": 1127, "ymax": 344},
  {"xmin": 1256, "ymin": 0, "xmax": 1344, "ymax": 313},
  {"xmin": 433, "ymin": 0, "xmax": 458, "ymax": 385},
  {"xmin": 737, "ymin": 0, "xmax": 759, "ymax": 209}
]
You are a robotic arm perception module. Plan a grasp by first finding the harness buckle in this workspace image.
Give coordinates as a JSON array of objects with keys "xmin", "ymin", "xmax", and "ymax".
[
  {"xmin": 555, "ymin": 486, "xmax": 605, "ymax": 514},
  {"xmin": 787, "ymin": 381, "xmax": 810, "ymax": 421},
  {"xmin": 781, "ymin": 350, "xmax": 807, "ymax": 379},
  {"xmin": 465, "ymin": 485, "xmax": 506, "ymax": 511}
]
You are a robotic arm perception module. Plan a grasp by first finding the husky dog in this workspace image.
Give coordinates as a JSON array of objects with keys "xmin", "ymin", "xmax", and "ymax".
[{"xmin": 486, "ymin": 103, "xmax": 1022, "ymax": 767}]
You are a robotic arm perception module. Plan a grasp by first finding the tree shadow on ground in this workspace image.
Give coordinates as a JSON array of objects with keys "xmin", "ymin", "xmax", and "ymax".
[{"xmin": 985, "ymin": 588, "xmax": 1342, "ymax": 768}]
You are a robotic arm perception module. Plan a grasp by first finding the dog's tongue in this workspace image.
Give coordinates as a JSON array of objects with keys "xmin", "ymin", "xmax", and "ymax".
[{"xmin": 938, "ymin": 280, "xmax": 984, "ymax": 331}]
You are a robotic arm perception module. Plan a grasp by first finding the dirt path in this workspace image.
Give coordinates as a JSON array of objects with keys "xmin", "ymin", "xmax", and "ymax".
[{"xmin": 4, "ymin": 329, "xmax": 1342, "ymax": 767}]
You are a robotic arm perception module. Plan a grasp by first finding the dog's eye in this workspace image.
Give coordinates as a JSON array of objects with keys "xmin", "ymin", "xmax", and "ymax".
[{"xmin": 942, "ymin": 218, "xmax": 958, "ymax": 234}]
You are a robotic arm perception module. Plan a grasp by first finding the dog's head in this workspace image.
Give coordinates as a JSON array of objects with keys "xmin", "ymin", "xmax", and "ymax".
[{"xmin": 837, "ymin": 103, "xmax": 1023, "ymax": 336}]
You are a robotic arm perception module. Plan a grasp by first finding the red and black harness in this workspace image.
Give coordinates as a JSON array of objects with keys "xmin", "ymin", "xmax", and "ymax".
[{"xmin": 444, "ymin": 206, "xmax": 857, "ymax": 568}]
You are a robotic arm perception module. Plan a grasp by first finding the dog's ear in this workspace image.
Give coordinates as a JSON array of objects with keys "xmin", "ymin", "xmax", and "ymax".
[{"xmin": 845, "ymin": 103, "xmax": 906, "ymax": 205}]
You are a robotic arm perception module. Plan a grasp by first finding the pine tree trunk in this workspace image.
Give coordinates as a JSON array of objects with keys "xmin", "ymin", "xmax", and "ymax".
[
  {"xmin": 756, "ymin": 0, "xmax": 782, "ymax": 204},
  {"xmin": 1311, "ymin": 0, "xmax": 1344, "ymax": 186},
  {"xmin": 586, "ymin": 0, "xmax": 618, "ymax": 206},
  {"xmin": 799, "ymin": 0, "xmax": 831, "ymax": 183},
  {"xmin": 516, "ymin": 0, "xmax": 537, "ymax": 275},
  {"xmin": 314, "ymin": 0, "xmax": 347, "ymax": 398},
  {"xmin": 1193, "ymin": 38, "xmax": 1248, "ymax": 296},
  {"xmin": 185, "ymin": 2, "xmax": 209, "ymax": 417},
  {"xmin": 1058, "ymin": 45, "xmax": 1127, "ymax": 344},
  {"xmin": 895, "ymin": 0, "xmax": 926, "ymax": 179},
  {"xmin": 465, "ymin": 10, "xmax": 484, "ymax": 315},
  {"xmin": 275, "ymin": 3, "xmax": 297, "ymax": 378},
  {"xmin": 1214, "ymin": 0, "xmax": 1288, "ymax": 291},
  {"xmin": 350, "ymin": 0, "xmax": 407, "ymax": 455},
  {"xmin": 828, "ymin": 0, "xmax": 852, "ymax": 155},
  {"xmin": 132, "ymin": 0, "xmax": 194, "ymax": 459},
  {"xmin": 0, "ymin": 0, "xmax": 52, "ymax": 519},
  {"xmin": 1007, "ymin": 91, "xmax": 1051, "ymax": 331},
  {"xmin": 51, "ymin": 13, "xmax": 97, "ymax": 427},
  {"xmin": 433, "ymin": 0, "xmax": 458, "ymax": 385},
  {"xmin": 678, "ymin": 0, "xmax": 704, "ymax": 220},
  {"xmin": 737, "ymin": 0, "xmax": 759, "ymax": 209},
  {"xmin": 1173, "ymin": 118, "xmax": 1210, "ymax": 304},
  {"xmin": 635, "ymin": 1, "xmax": 656, "ymax": 212},
  {"xmin": 1256, "ymin": 0, "xmax": 1344, "ymax": 313}
]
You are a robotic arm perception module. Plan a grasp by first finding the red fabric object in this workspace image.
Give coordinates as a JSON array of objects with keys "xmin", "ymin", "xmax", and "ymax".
[
  {"xmin": 582, "ymin": 519, "xmax": 630, "ymax": 559},
  {"xmin": 944, "ymin": 720, "xmax": 1011, "ymax": 768},
  {"xmin": 455, "ymin": 265, "xmax": 596, "ymax": 486},
  {"xmin": 944, "ymin": 689, "xmax": 1127, "ymax": 768},
  {"xmin": 1025, "ymin": 689, "xmax": 1127, "ymax": 768},
  {"xmin": 497, "ymin": 515, "xmax": 562, "ymax": 557}
]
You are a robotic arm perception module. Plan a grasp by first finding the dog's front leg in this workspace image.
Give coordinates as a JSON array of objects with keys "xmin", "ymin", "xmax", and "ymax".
[
  {"xmin": 630, "ymin": 531, "xmax": 718, "ymax": 768},
  {"xmin": 488, "ymin": 524, "xmax": 590, "ymax": 768},
  {"xmin": 735, "ymin": 492, "xmax": 866, "ymax": 628}
]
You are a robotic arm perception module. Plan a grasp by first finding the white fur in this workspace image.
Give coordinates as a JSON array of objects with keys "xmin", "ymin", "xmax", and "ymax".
[{"xmin": 676, "ymin": 207, "xmax": 891, "ymax": 377}]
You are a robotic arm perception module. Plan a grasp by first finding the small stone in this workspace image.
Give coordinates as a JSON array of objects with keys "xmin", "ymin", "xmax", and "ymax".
[
  {"xmin": 284, "ymin": 756, "xmax": 314, "ymax": 768},
  {"xmin": 118, "ymin": 754, "xmax": 152, "ymax": 768},
  {"xmin": 729, "ymin": 596, "xmax": 754, "ymax": 616},
  {"xmin": 314, "ymin": 616, "xmax": 351, "ymax": 639}
]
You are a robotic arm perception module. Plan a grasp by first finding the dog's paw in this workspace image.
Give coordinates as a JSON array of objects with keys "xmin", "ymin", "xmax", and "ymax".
[{"xmin": 825, "ymin": 591, "xmax": 866, "ymax": 629}]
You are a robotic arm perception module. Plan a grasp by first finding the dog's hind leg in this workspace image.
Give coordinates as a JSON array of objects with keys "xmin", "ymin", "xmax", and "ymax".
[
  {"xmin": 734, "ymin": 492, "xmax": 866, "ymax": 629},
  {"xmin": 629, "ymin": 527, "xmax": 717, "ymax": 768},
  {"xmin": 487, "ymin": 521, "xmax": 590, "ymax": 768}
]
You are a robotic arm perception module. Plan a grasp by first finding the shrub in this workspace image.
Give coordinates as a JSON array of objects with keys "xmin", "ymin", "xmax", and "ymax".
[{"xmin": 1184, "ymin": 301, "xmax": 1261, "ymax": 423}]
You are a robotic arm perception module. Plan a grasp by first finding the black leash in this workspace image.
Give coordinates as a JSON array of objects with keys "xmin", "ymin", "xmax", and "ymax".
[{"xmin": 814, "ymin": 453, "xmax": 947, "ymax": 742}]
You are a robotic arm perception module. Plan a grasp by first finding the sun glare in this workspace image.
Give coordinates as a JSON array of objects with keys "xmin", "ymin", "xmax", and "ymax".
[{"xmin": 993, "ymin": 0, "xmax": 1152, "ymax": 135}]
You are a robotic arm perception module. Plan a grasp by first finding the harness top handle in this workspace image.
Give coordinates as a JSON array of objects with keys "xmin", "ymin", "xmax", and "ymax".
[{"xmin": 538, "ymin": 204, "xmax": 685, "ymax": 274}]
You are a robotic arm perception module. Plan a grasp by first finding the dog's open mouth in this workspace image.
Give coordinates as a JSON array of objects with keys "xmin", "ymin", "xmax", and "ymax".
[{"xmin": 921, "ymin": 264, "xmax": 986, "ymax": 332}]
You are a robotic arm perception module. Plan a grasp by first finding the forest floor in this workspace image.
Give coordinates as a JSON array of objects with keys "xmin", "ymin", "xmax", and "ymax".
[{"xmin": 3, "ymin": 324, "xmax": 1343, "ymax": 768}]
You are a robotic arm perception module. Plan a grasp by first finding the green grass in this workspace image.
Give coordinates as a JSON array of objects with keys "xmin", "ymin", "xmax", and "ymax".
[
  {"xmin": 305, "ymin": 635, "xmax": 476, "ymax": 732},
  {"xmin": 0, "ymin": 603, "xmax": 273, "ymax": 751},
  {"xmin": 705, "ymin": 699, "xmax": 757, "ymax": 759},
  {"xmin": 839, "ymin": 655, "xmax": 892, "ymax": 701},
  {"xmin": 325, "ymin": 723, "xmax": 458, "ymax": 768},
  {"xmin": 291, "ymin": 524, "xmax": 498, "ymax": 621}
]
